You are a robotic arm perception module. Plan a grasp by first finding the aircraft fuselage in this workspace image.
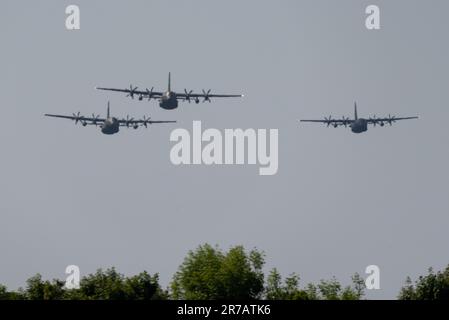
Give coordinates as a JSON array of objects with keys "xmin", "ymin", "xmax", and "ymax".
[
  {"xmin": 159, "ymin": 91, "xmax": 179, "ymax": 110},
  {"xmin": 350, "ymin": 118, "xmax": 368, "ymax": 133},
  {"xmin": 101, "ymin": 117, "xmax": 120, "ymax": 135}
]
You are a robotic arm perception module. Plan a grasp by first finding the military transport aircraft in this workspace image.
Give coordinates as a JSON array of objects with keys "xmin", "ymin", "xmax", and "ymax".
[
  {"xmin": 45, "ymin": 102, "xmax": 176, "ymax": 135},
  {"xmin": 95, "ymin": 73, "xmax": 244, "ymax": 110},
  {"xmin": 300, "ymin": 102, "xmax": 418, "ymax": 134}
]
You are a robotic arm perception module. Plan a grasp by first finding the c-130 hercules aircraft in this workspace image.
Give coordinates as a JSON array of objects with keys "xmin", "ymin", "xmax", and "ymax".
[
  {"xmin": 95, "ymin": 73, "xmax": 244, "ymax": 110},
  {"xmin": 300, "ymin": 102, "xmax": 418, "ymax": 134},
  {"xmin": 45, "ymin": 102, "xmax": 176, "ymax": 135}
]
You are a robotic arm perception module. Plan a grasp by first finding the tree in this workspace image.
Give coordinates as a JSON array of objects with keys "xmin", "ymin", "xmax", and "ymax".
[
  {"xmin": 265, "ymin": 269, "xmax": 309, "ymax": 300},
  {"xmin": 265, "ymin": 270, "xmax": 365, "ymax": 300},
  {"xmin": 124, "ymin": 271, "xmax": 167, "ymax": 300},
  {"xmin": 0, "ymin": 285, "xmax": 7, "ymax": 299},
  {"xmin": 76, "ymin": 268, "xmax": 127, "ymax": 300},
  {"xmin": 73, "ymin": 268, "xmax": 167, "ymax": 300},
  {"xmin": 0, "ymin": 284, "xmax": 26, "ymax": 300},
  {"xmin": 171, "ymin": 244, "xmax": 265, "ymax": 299},
  {"xmin": 342, "ymin": 273, "xmax": 365, "ymax": 300},
  {"xmin": 0, "ymin": 269, "xmax": 166, "ymax": 300},
  {"xmin": 265, "ymin": 268, "xmax": 283, "ymax": 299},
  {"xmin": 315, "ymin": 273, "xmax": 365, "ymax": 300},
  {"xmin": 24, "ymin": 274, "xmax": 65, "ymax": 300},
  {"xmin": 398, "ymin": 265, "xmax": 449, "ymax": 300}
]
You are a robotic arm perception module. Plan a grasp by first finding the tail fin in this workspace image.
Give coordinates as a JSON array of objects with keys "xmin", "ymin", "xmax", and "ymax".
[
  {"xmin": 168, "ymin": 72, "xmax": 171, "ymax": 92},
  {"xmin": 354, "ymin": 101, "xmax": 358, "ymax": 120},
  {"xmin": 107, "ymin": 101, "xmax": 110, "ymax": 118}
]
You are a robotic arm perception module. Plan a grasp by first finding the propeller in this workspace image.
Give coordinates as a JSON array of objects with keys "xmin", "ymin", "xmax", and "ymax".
[
  {"xmin": 324, "ymin": 115, "xmax": 333, "ymax": 127},
  {"xmin": 126, "ymin": 85, "xmax": 139, "ymax": 99},
  {"xmin": 146, "ymin": 87, "xmax": 155, "ymax": 101},
  {"xmin": 202, "ymin": 89, "xmax": 212, "ymax": 103},
  {"xmin": 370, "ymin": 115, "xmax": 377, "ymax": 127},
  {"xmin": 72, "ymin": 112, "xmax": 83, "ymax": 125},
  {"xmin": 123, "ymin": 115, "xmax": 134, "ymax": 128},
  {"xmin": 142, "ymin": 115, "xmax": 152, "ymax": 128},
  {"xmin": 387, "ymin": 114, "xmax": 396, "ymax": 126},
  {"xmin": 91, "ymin": 113, "xmax": 101, "ymax": 126},
  {"xmin": 341, "ymin": 116, "xmax": 350, "ymax": 127},
  {"xmin": 184, "ymin": 89, "xmax": 193, "ymax": 103}
]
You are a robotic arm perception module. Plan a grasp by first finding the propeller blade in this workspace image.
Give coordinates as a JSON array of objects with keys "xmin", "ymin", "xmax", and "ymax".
[
  {"xmin": 126, "ymin": 85, "xmax": 138, "ymax": 99},
  {"xmin": 72, "ymin": 112, "xmax": 82, "ymax": 124},
  {"xmin": 184, "ymin": 89, "xmax": 194, "ymax": 103},
  {"xmin": 146, "ymin": 87, "xmax": 154, "ymax": 101},
  {"xmin": 202, "ymin": 89, "xmax": 212, "ymax": 103},
  {"xmin": 142, "ymin": 115, "xmax": 151, "ymax": 128}
]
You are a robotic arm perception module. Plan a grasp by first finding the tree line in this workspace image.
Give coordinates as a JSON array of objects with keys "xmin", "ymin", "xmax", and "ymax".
[{"xmin": 0, "ymin": 244, "xmax": 448, "ymax": 300}]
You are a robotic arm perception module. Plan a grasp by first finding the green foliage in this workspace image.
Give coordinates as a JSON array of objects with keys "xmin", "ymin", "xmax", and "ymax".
[
  {"xmin": 25, "ymin": 274, "xmax": 66, "ymax": 300},
  {"xmin": 19, "ymin": 244, "xmax": 448, "ymax": 301},
  {"xmin": 171, "ymin": 244, "xmax": 265, "ymax": 300},
  {"xmin": 265, "ymin": 269, "xmax": 308, "ymax": 300},
  {"xmin": 398, "ymin": 265, "xmax": 449, "ymax": 300},
  {"xmin": 0, "ymin": 285, "xmax": 7, "ymax": 299},
  {"xmin": 0, "ymin": 285, "xmax": 26, "ymax": 300},
  {"xmin": 71, "ymin": 268, "xmax": 167, "ymax": 300},
  {"xmin": 0, "ymin": 269, "xmax": 166, "ymax": 300},
  {"xmin": 317, "ymin": 277, "xmax": 342, "ymax": 300},
  {"xmin": 316, "ymin": 273, "xmax": 365, "ymax": 300},
  {"xmin": 265, "ymin": 270, "xmax": 365, "ymax": 300},
  {"xmin": 76, "ymin": 268, "xmax": 127, "ymax": 300}
]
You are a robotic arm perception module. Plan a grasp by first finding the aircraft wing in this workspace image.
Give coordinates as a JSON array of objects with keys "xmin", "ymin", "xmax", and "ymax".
[
  {"xmin": 300, "ymin": 119, "xmax": 354, "ymax": 127},
  {"xmin": 145, "ymin": 120, "xmax": 178, "ymax": 124},
  {"xmin": 367, "ymin": 116, "xmax": 418, "ymax": 125},
  {"xmin": 177, "ymin": 93, "xmax": 243, "ymax": 98},
  {"xmin": 45, "ymin": 114, "xmax": 106, "ymax": 125},
  {"xmin": 118, "ymin": 118, "xmax": 176, "ymax": 127},
  {"xmin": 176, "ymin": 91, "xmax": 243, "ymax": 101},
  {"xmin": 95, "ymin": 86, "xmax": 164, "ymax": 98}
]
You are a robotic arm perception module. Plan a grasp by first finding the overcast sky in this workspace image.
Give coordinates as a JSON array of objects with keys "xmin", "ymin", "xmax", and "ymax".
[{"xmin": 1, "ymin": 0, "xmax": 448, "ymax": 299}]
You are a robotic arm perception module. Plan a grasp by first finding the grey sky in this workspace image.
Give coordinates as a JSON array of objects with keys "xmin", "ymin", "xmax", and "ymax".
[{"xmin": 1, "ymin": 0, "xmax": 448, "ymax": 299}]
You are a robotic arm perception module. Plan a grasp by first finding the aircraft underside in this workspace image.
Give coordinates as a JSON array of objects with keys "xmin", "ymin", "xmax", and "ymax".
[
  {"xmin": 101, "ymin": 124, "xmax": 119, "ymax": 135},
  {"xmin": 159, "ymin": 97, "xmax": 179, "ymax": 110},
  {"xmin": 351, "ymin": 119, "xmax": 368, "ymax": 133}
]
